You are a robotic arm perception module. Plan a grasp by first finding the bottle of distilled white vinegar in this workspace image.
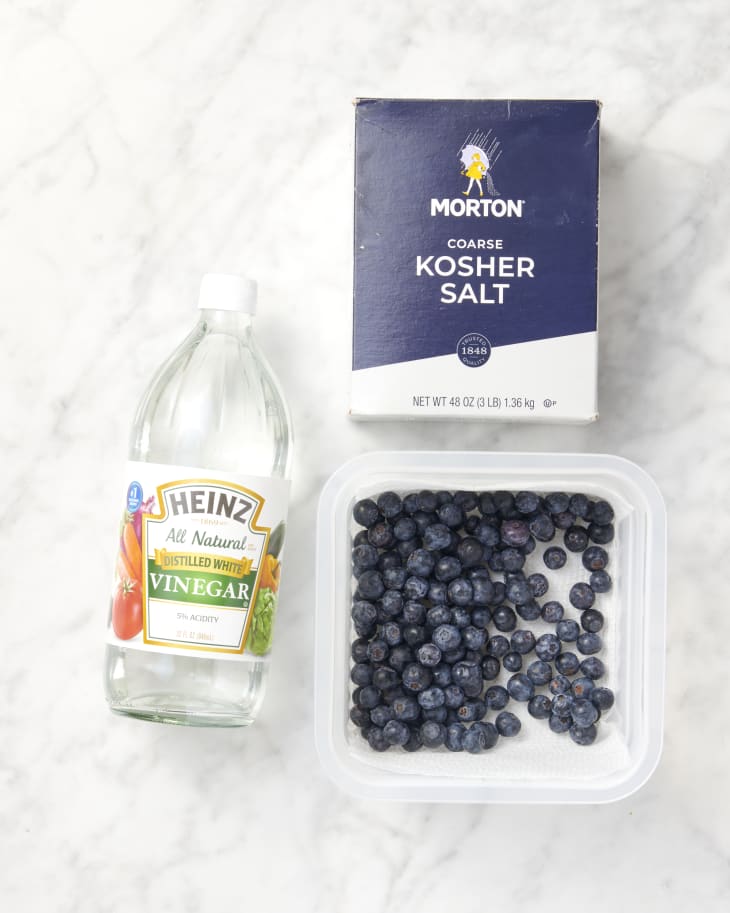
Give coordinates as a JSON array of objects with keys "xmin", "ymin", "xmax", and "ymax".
[{"xmin": 104, "ymin": 274, "xmax": 292, "ymax": 727}]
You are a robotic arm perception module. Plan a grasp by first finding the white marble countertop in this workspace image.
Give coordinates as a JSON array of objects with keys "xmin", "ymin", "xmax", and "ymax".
[{"xmin": 2, "ymin": 1, "xmax": 728, "ymax": 910}]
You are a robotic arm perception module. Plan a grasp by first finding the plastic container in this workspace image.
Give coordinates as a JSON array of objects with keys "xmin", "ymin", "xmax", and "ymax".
[{"xmin": 315, "ymin": 451, "xmax": 666, "ymax": 803}]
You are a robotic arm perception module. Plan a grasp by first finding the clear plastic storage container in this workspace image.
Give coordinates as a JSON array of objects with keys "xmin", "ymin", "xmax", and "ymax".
[{"xmin": 315, "ymin": 451, "xmax": 666, "ymax": 803}]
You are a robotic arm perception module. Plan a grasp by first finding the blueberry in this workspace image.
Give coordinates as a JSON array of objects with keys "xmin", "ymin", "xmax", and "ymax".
[
  {"xmin": 442, "ymin": 646, "xmax": 467, "ymax": 664},
  {"xmin": 417, "ymin": 643, "xmax": 442, "ymax": 667},
  {"xmin": 402, "ymin": 663, "xmax": 433, "ymax": 692},
  {"xmin": 592, "ymin": 500, "xmax": 614, "ymax": 526},
  {"xmin": 351, "ymin": 600, "xmax": 378, "ymax": 629},
  {"xmin": 417, "ymin": 490, "xmax": 439, "ymax": 513},
  {"xmin": 393, "ymin": 517, "xmax": 417, "ymax": 542},
  {"xmin": 366, "ymin": 726, "xmax": 391, "ymax": 751},
  {"xmin": 515, "ymin": 491, "xmax": 541, "ymax": 514},
  {"xmin": 528, "ymin": 694, "xmax": 553, "ymax": 719},
  {"xmin": 445, "ymin": 722, "xmax": 467, "ymax": 751},
  {"xmin": 412, "ymin": 511, "xmax": 438, "ymax": 535},
  {"xmin": 582, "ymin": 546, "xmax": 609, "ymax": 571},
  {"xmin": 358, "ymin": 686, "xmax": 381, "ymax": 709},
  {"xmin": 444, "ymin": 684, "xmax": 466, "ymax": 709},
  {"xmin": 471, "ymin": 721, "xmax": 499, "ymax": 749},
  {"xmin": 368, "ymin": 522, "xmax": 395, "ymax": 549},
  {"xmin": 569, "ymin": 723, "xmax": 598, "ymax": 746},
  {"xmin": 357, "ymin": 570, "xmax": 385, "ymax": 600},
  {"xmin": 510, "ymin": 629, "xmax": 536, "ymax": 655},
  {"xmin": 507, "ymin": 673, "xmax": 535, "ymax": 702},
  {"xmin": 457, "ymin": 626, "xmax": 483, "ymax": 651},
  {"xmin": 423, "ymin": 523, "xmax": 452, "ymax": 550},
  {"xmin": 545, "ymin": 492, "xmax": 570, "ymax": 515},
  {"xmin": 420, "ymin": 720, "xmax": 447, "ymax": 748},
  {"xmin": 535, "ymin": 633, "xmax": 561, "ymax": 662},
  {"xmin": 569, "ymin": 493, "xmax": 591, "ymax": 519},
  {"xmin": 457, "ymin": 537, "xmax": 484, "ymax": 568},
  {"xmin": 382, "ymin": 621, "xmax": 403, "ymax": 647},
  {"xmin": 501, "ymin": 519, "xmax": 531, "ymax": 547},
  {"xmin": 528, "ymin": 573, "xmax": 549, "ymax": 597},
  {"xmin": 581, "ymin": 609, "xmax": 604, "ymax": 633},
  {"xmin": 353, "ymin": 530, "xmax": 369, "ymax": 548},
  {"xmin": 549, "ymin": 714, "xmax": 572, "ymax": 734},
  {"xmin": 350, "ymin": 705, "xmax": 371, "ymax": 728},
  {"xmin": 526, "ymin": 660, "xmax": 553, "ymax": 686},
  {"xmin": 549, "ymin": 673, "xmax": 572, "ymax": 695},
  {"xmin": 434, "ymin": 555, "xmax": 462, "ymax": 582},
  {"xmin": 488, "ymin": 551, "xmax": 505, "ymax": 572},
  {"xmin": 382, "ymin": 719, "xmax": 410, "ymax": 746},
  {"xmin": 475, "ymin": 520, "xmax": 501, "ymax": 547},
  {"xmin": 422, "ymin": 706, "xmax": 448, "ymax": 723},
  {"xmin": 493, "ymin": 491, "xmax": 515, "ymax": 515},
  {"xmin": 352, "ymin": 543, "xmax": 379, "ymax": 570},
  {"xmin": 427, "ymin": 605, "xmax": 451, "ymax": 627},
  {"xmin": 457, "ymin": 699, "xmax": 487, "ymax": 722},
  {"xmin": 462, "ymin": 726, "xmax": 487, "ymax": 753},
  {"xmin": 433, "ymin": 624, "xmax": 462, "ymax": 651},
  {"xmin": 556, "ymin": 619, "xmax": 580, "ymax": 642},
  {"xmin": 492, "ymin": 605, "xmax": 517, "ymax": 632},
  {"xmin": 395, "ymin": 539, "xmax": 418, "ymax": 560},
  {"xmin": 529, "ymin": 513, "xmax": 556, "ymax": 542},
  {"xmin": 453, "ymin": 490, "xmax": 478, "ymax": 511},
  {"xmin": 522, "ymin": 536, "xmax": 537, "ymax": 555},
  {"xmin": 564, "ymin": 525, "xmax": 589, "ymax": 552},
  {"xmin": 501, "ymin": 548, "xmax": 525, "ymax": 572},
  {"xmin": 571, "ymin": 676, "xmax": 595, "ymax": 700},
  {"xmin": 381, "ymin": 590, "xmax": 404, "ymax": 618},
  {"xmin": 437, "ymin": 502, "xmax": 464, "ymax": 528},
  {"xmin": 388, "ymin": 645, "xmax": 413, "ymax": 672},
  {"xmin": 541, "ymin": 600, "xmax": 564, "ymax": 623},
  {"xmin": 516, "ymin": 599, "xmax": 542, "ymax": 622},
  {"xmin": 471, "ymin": 606, "xmax": 492, "ymax": 628},
  {"xmin": 447, "ymin": 578, "xmax": 473, "ymax": 606},
  {"xmin": 588, "ymin": 522, "xmax": 614, "ymax": 544},
  {"xmin": 418, "ymin": 686, "xmax": 446, "ymax": 710},
  {"xmin": 406, "ymin": 549, "xmax": 435, "ymax": 578},
  {"xmin": 377, "ymin": 491, "xmax": 402, "ymax": 520},
  {"xmin": 373, "ymin": 667, "xmax": 399, "ymax": 691},
  {"xmin": 431, "ymin": 663, "xmax": 452, "ymax": 688},
  {"xmin": 481, "ymin": 656, "xmax": 501, "ymax": 680},
  {"xmin": 383, "ymin": 566, "xmax": 408, "ymax": 590},
  {"xmin": 590, "ymin": 570, "xmax": 612, "ymax": 593},
  {"xmin": 427, "ymin": 580, "xmax": 448, "ymax": 605},
  {"xmin": 553, "ymin": 511, "xmax": 576, "ymax": 530},
  {"xmin": 403, "ymin": 727, "xmax": 424, "ymax": 752},
  {"xmin": 502, "ymin": 651, "xmax": 522, "ymax": 672},
  {"xmin": 436, "ymin": 491, "xmax": 453, "ymax": 505},
  {"xmin": 403, "ymin": 600, "xmax": 426, "ymax": 624},
  {"xmin": 351, "ymin": 638, "xmax": 370, "ymax": 663},
  {"xmin": 505, "ymin": 576, "xmax": 531, "ymax": 606},
  {"xmin": 452, "ymin": 661, "xmax": 483, "ymax": 695},
  {"xmin": 543, "ymin": 547, "xmax": 567, "ymax": 570},
  {"xmin": 580, "ymin": 657, "xmax": 605, "ymax": 680},
  {"xmin": 486, "ymin": 685, "xmax": 510, "ymax": 710},
  {"xmin": 369, "ymin": 705, "xmax": 394, "ymax": 727},
  {"xmin": 487, "ymin": 635, "xmax": 510, "ymax": 658},
  {"xmin": 367, "ymin": 639, "xmax": 389, "ymax": 663},
  {"xmin": 577, "ymin": 632, "xmax": 603, "ymax": 655},
  {"xmin": 571, "ymin": 699, "xmax": 599, "ymax": 728},
  {"xmin": 570, "ymin": 582, "xmax": 595, "ymax": 610},
  {"xmin": 479, "ymin": 492, "xmax": 498, "ymax": 515},
  {"xmin": 551, "ymin": 694, "xmax": 574, "ymax": 718},
  {"xmin": 353, "ymin": 498, "xmax": 381, "ymax": 528},
  {"xmin": 382, "ymin": 686, "xmax": 406, "ymax": 705},
  {"xmin": 351, "ymin": 663, "xmax": 373, "ymax": 686},
  {"xmin": 402, "ymin": 492, "xmax": 420, "ymax": 515},
  {"xmin": 402, "ymin": 625, "xmax": 427, "ymax": 647},
  {"xmin": 496, "ymin": 711, "xmax": 521, "ymax": 737},
  {"xmin": 489, "ymin": 582, "xmax": 507, "ymax": 606},
  {"xmin": 591, "ymin": 687, "xmax": 615, "ymax": 712},
  {"xmin": 391, "ymin": 695, "xmax": 420, "ymax": 721},
  {"xmin": 555, "ymin": 652, "xmax": 580, "ymax": 675},
  {"xmin": 404, "ymin": 576, "xmax": 429, "ymax": 600}
]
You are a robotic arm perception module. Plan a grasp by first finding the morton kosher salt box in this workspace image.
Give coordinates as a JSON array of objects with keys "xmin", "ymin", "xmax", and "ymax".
[{"xmin": 351, "ymin": 98, "xmax": 601, "ymax": 421}]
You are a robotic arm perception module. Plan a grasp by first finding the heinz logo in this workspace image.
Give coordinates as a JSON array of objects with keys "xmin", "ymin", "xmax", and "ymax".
[{"xmin": 164, "ymin": 486, "xmax": 254, "ymax": 525}]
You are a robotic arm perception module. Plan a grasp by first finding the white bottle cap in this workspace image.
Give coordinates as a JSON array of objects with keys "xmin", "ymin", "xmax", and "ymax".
[{"xmin": 198, "ymin": 273, "xmax": 257, "ymax": 314}]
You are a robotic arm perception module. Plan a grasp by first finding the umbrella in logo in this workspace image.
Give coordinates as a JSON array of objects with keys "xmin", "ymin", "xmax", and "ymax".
[{"xmin": 459, "ymin": 130, "xmax": 501, "ymax": 198}]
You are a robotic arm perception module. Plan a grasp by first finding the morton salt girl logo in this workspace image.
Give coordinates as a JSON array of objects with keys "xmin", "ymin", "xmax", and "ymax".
[{"xmin": 430, "ymin": 129, "xmax": 524, "ymax": 218}]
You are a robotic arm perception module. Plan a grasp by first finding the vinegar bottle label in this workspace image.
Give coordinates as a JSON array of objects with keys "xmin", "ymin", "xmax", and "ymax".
[{"xmin": 107, "ymin": 461, "xmax": 290, "ymax": 660}]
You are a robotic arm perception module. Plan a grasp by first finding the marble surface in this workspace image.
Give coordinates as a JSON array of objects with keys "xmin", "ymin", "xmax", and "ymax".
[{"xmin": 1, "ymin": 0, "xmax": 729, "ymax": 910}]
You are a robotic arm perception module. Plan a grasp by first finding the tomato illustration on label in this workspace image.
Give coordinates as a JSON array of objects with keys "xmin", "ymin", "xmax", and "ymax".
[{"xmin": 112, "ymin": 578, "xmax": 143, "ymax": 640}]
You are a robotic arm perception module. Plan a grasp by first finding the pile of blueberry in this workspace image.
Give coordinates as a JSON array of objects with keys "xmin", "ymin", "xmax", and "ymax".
[{"xmin": 349, "ymin": 489, "xmax": 616, "ymax": 754}]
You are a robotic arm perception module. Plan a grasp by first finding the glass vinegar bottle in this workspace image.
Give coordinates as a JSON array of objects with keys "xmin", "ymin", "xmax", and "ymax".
[{"xmin": 104, "ymin": 274, "xmax": 292, "ymax": 727}]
